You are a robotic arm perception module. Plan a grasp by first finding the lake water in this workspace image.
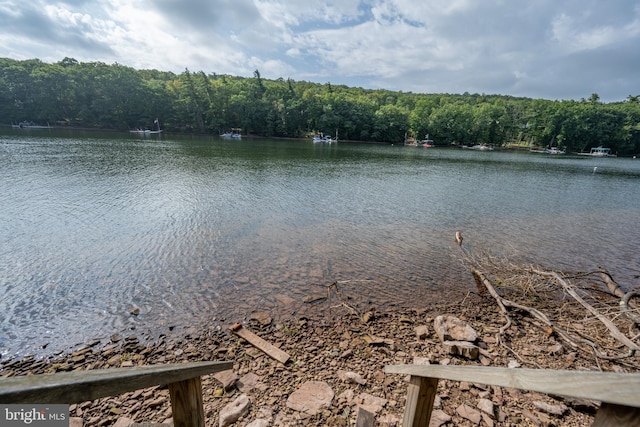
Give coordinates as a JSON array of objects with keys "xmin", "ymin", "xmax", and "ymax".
[{"xmin": 1, "ymin": 130, "xmax": 639, "ymax": 358}]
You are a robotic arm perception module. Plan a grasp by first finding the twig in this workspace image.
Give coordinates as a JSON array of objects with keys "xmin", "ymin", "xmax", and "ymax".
[{"xmin": 531, "ymin": 268, "xmax": 639, "ymax": 354}]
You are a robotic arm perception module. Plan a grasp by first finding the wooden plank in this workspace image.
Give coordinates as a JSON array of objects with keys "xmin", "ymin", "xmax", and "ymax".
[
  {"xmin": 402, "ymin": 376, "xmax": 438, "ymax": 427},
  {"xmin": 355, "ymin": 406, "xmax": 376, "ymax": 427},
  {"xmin": 385, "ymin": 365, "xmax": 640, "ymax": 408},
  {"xmin": 0, "ymin": 360, "xmax": 233, "ymax": 404},
  {"xmin": 231, "ymin": 323, "xmax": 290, "ymax": 364},
  {"xmin": 168, "ymin": 377, "xmax": 205, "ymax": 427},
  {"xmin": 592, "ymin": 403, "xmax": 640, "ymax": 427}
]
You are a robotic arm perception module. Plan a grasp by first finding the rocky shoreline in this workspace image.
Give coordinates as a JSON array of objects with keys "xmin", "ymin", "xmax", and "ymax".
[{"xmin": 1, "ymin": 292, "xmax": 625, "ymax": 426}]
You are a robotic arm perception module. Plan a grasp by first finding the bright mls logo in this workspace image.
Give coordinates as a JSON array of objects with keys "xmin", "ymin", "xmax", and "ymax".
[{"xmin": 1, "ymin": 405, "xmax": 68, "ymax": 426}]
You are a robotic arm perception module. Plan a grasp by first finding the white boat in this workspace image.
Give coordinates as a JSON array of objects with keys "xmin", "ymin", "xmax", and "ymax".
[
  {"xmin": 313, "ymin": 135, "xmax": 334, "ymax": 143},
  {"xmin": 312, "ymin": 131, "xmax": 337, "ymax": 143},
  {"xmin": 531, "ymin": 147, "xmax": 566, "ymax": 154},
  {"xmin": 12, "ymin": 121, "xmax": 52, "ymax": 129},
  {"xmin": 221, "ymin": 128, "xmax": 242, "ymax": 139},
  {"xmin": 544, "ymin": 147, "xmax": 565, "ymax": 154},
  {"xmin": 129, "ymin": 129, "xmax": 162, "ymax": 135},
  {"xmin": 130, "ymin": 119, "xmax": 162, "ymax": 134},
  {"xmin": 578, "ymin": 146, "xmax": 616, "ymax": 157},
  {"xmin": 221, "ymin": 132, "xmax": 242, "ymax": 139},
  {"xmin": 463, "ymin": 144, "xmax": 494, "ymax": 151}
]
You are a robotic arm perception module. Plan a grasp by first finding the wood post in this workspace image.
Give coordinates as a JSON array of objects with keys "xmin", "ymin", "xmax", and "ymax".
[
  {"xmin": 402, "ymin": 375, "xmax": 438, "ymax": 427},
  {"xmin": 591, "ymin": 403, "xmax": 640, "ymax": 427},
  {"xmin": 168, "ymin": 377, "xmax": 205, "ymax": 427}
]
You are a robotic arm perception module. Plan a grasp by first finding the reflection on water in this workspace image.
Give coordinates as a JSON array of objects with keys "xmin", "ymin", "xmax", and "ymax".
[{"xmin": 1, "ymin": 131, "xmax": 639, "ymax": 357}]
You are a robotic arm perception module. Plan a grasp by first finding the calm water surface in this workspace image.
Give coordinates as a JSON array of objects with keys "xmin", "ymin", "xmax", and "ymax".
[{"xmin": 1, "ymin": 130, "xmax": 639, "ymax": 357}]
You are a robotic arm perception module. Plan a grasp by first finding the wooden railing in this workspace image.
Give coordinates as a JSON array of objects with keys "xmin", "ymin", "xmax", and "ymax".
[
  {"xmin": 0, "ymin": 360, "xmax": 232, "ymax": 427},
  {"xmin": 385, "ymin": 364, "xmax": 640, "ymax": 427}
]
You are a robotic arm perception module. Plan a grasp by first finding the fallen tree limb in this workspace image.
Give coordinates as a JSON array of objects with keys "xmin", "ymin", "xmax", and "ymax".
[
  {"xmin": 531, "ymin": 268, "xmax": 639, "ymax": 355},
  {"xmin": 599, "ymin": 271, "xmax": 640, "ymax": 325},
  {"xmin": 456, "ymin": 231, "xmax": 639, "ymax": 365},
  {"xmin": 473, "ymin": 268, "xmax": 579, "ymax": 349}
]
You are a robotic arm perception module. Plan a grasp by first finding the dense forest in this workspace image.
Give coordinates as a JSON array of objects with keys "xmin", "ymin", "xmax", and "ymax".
[{"xmin": 2, "ymin": 57, "xmax": 640, "ymax": 155}]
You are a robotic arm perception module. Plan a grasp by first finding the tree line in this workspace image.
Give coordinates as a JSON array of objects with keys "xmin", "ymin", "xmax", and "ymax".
[{"xmin": 2, "ymin": 57, "xmax": 639, "ymax": 155}]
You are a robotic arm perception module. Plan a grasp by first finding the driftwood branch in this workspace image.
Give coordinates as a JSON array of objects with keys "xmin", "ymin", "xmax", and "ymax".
[
  {"xmin": 455, "ymin": 231, "xmax": 639, "ymax": 364},
  {"xmin": 531, "ymin": 268, "xmax": 639, "ymax": 354}
]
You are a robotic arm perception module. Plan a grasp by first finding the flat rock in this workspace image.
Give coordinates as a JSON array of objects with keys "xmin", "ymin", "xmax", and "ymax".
[
  {"xmin": 456, "ymin": 403, "xmax": 482, "ymax": 424},
  {"xmin": 250, "ymin": 311, "xmax": 272, "ymax": 326},
  {"xmin": 246, "ymin": 420, "xmax": 270, "ymax": 427},
  {"xmin": 214, "ymin": 370, "xmax": 240, "ymax": 391},
  {"xmin": 219, "ymin": 394, "xmax": 251, "ymax": 427},
  {"xmin": 429, "ymin": 410, "xmax": 452, "ymax": 427},
  {"xmin": 355, "ymin": 392, "xmax": 388, "ymax": 414},
  {"xmin": 532, "ymin": 401, "xmax": 568, "ymax": 415},
  {"xmin": 237, "ymin": 372, "xmax": 261, "ymax": 393},
  {"xmin": 434, "ymin": 315, "xmax": 477, "ymax": 342},
  {"xmin": 477, "ymin": 398, "xmax": 494, "ymax": 416},
  {"xmin": 414, "ymin": 325, "xmax": 430, "ymax": 340},
  {"xmin": 286, "ymin": 381, "xmax": 334, "ymax": 415},
  {"xmin": 442, "ymin": 340, "xmax": 479, "ymax": 360}
]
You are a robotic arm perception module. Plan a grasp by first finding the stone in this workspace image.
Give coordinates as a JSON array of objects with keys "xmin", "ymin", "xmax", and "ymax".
[
  {"xmin": 456, "ymin": 403, "xmax": 482, "ymax": 424},
  {"xmin": 246, "ymin": 420, "xmax": 270, "ymax": 427},
  {"xmin": 429, "ymin": 410, "xmax": 452, "ymax": 427},
  {"xmin": 477, "ymin": 398, "xmax": 494, "ymax": 416},
  {"xmin": 433, "ymin": 315, "xmax": 477, "ymax": 342},
  {"xmin": 237, "ymin": 372, "xmax": 261, "ymax": 393},
  {"xmin": 340, "ymin": 349, "xmax": 353, "ymax": 359},
  {"xmin": 286, "ymin": 381, "xmax": 334, "ymax": 415},
  {"xmin": 342, "ymin": 371, "xmax": 366, "ymax": 385},
  {"xmin": 214, "ymin": 370, "xmax": 240, "ymax": 391},
  {"xmin": 532, "ymin": 401, "xmax": 568, "ymax": 415},
  {"xmin": 355, "ymin": 392, "xmax": 388, "ymax": 414},
  {"xmin": 481, "ymin": 412, "xmax": 494, "ymax": 427},
  {"xmin": 442, "ymin": 341, "xmax": 479, "ymax": 359},
  {"xmin": 250, "ymin": 312, "xmax": 272, "ymax": 326},
  {"xmin": 361, "ymin": 312, "xmax": 374, "ymax": 323},
  {"xmin": 219, "ymin": 394, "xmax": 251, "ymax": 427},
  {"xmin": 414, "ymin": 325, "xmax": 430, "ymax": 340}
]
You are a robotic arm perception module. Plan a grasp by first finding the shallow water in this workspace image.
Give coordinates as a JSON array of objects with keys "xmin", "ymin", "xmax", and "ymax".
[{"xmin": 1, "ymin": 130, "xmax": 639, "ymax": 357}]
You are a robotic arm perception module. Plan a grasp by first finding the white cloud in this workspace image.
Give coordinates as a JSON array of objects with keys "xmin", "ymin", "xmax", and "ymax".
[{"xmin": 0, "ymin": 0, "xmax": 638, "ymax": 101}]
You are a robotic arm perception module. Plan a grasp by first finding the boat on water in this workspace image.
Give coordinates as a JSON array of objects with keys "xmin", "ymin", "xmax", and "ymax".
[
  {"xmin": 220, "ymin": 132, "xmax": 242, "ymax": 140},
  {"xmin": 221, "ymin": 128, "xmax": 242, "ymax": 139},
  {"xmin": 313, "ymin": 135, "xmax": 334, "ymax": 143},
  {"xmin": 404, "ymin": 133, "xmax": 433, "ymax": 147},
  {"xmin": 578, "ymin": 146, "xmax": 616, "ymax": 157},
  {"xmin": 12, "ymin": 121, "xmax": 52, "ymax": 129},
  {"xmin": 463, "ymin": 144, "xmax": 494, "ymax": 151},
  {"xmin": 129, "ymin": 129, "xmax": 163, "ymax": 135},
  {"xmin": 130, "ymin": 119, "xmax": 162, "ymax": 134},
  {"xmin": 405, "ymin": 140, "xmax": 433, "ymax": 147},
  {"xmin": 312, "ymin": 131, "xmax": 337, "ymax": 143},
  {"xmin": 530, "ymin": 147, "xmax": 566, "ymax": 154}
]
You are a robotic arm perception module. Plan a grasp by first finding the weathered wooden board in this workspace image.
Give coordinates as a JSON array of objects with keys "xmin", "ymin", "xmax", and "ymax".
[
  {"xmin": 231, "ymin": 323, "xmax": 290, "ymax": 364},
  {"xmin": 402, "ymin": 376, "xmax": 438, "ymax": 427},
  {"xmin": 385, "ymin": 364, "xmax": 640, "ymax": 408},
  {"xmin": 0, "ymin": 360, "xmax": 232, "ymax": 404},
  {"xmin": 168, "ymin": 377, "xmax": 204, "ymax": 427}
]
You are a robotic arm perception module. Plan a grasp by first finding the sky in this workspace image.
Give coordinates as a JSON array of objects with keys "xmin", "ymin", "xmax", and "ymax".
[{"xmin": 1, "ymin": 0, "xmax": 639, "ymax": 103}]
